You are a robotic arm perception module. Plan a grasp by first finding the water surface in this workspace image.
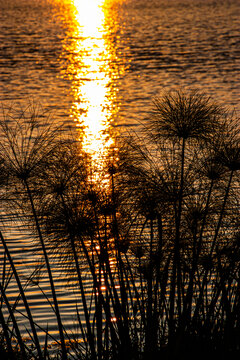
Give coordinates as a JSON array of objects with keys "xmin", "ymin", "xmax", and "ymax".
[{"xmin": 0, "ymin": 0, "xmax": 240, "ymax": 346}]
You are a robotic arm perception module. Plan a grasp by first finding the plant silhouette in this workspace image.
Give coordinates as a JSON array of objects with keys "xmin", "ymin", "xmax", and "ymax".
[{"xmin": 0, "ymin": 93, "xmax": 240, "ymax": 359}]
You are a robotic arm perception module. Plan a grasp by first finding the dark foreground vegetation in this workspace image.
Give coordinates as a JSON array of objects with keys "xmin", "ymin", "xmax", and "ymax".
[{"xmin": 0, "ymin": 91, "xmax": 240, "ymax": 359}]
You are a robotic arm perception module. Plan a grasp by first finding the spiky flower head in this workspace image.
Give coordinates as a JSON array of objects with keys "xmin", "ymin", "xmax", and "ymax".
[{"xmin": 149, "ymin": 90, "xmax": 224, "ymax": 143}]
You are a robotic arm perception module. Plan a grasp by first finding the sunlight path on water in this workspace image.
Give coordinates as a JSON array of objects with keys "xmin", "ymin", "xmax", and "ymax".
[{"xmin": 64, "ymin": 0, "xmax": 121, "ymax": 167}]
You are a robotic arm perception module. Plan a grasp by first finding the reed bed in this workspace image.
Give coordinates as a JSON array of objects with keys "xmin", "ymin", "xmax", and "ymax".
[{"xmin": 0, "ymin": 92, "xmax": 240, "ymax": 359}]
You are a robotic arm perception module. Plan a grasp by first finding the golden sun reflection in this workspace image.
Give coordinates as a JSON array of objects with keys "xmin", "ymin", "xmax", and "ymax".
[{"xmin": 62, "ymin": 0, "xmax": 121, "ymax": 166}]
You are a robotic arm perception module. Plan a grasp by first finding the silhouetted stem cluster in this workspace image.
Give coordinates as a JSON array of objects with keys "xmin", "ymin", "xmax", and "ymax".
[{"xmin": 0, "ymin": 94, "xmax": 240, "ymax": 359}]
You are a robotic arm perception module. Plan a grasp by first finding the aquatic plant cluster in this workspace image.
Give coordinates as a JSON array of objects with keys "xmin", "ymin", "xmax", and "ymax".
[{"xmin": 0, "ymin": 91, "xmax": 240, "ymax": 359}]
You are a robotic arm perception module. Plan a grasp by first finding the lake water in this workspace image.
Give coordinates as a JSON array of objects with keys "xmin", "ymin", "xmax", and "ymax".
[
  {"xmin": 1, "ymin": 0, "xmax": 240, "ymax": 128},
  {"xmin": 0, "ymin": 0, "xmax": 240, "ymax": 349}
]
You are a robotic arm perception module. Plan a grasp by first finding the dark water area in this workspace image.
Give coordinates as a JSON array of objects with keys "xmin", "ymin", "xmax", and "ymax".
[{"xmin": 0, "ymin": 0, "xmax": 240, "ymax": 346}]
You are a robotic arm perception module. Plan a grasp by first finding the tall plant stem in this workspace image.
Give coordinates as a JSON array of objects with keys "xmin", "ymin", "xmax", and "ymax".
[
  {"xmin": 24, "ymin": 180, "xmax": 68, "ymax": 360},
  {"xmin": 59, "ymin": 194, "xmax": 97, "ymax": 360},
  {"xmin": 0, "ymin": 281, "xmax": 26, "ymax": 358},
  {"xmin": 110, "ymin": 171, "xmax": 131, "ymax": 355},
  {"xmin": 0, "ymin": 230, "xmax": 43, "ymax": 360},
  {"xmin": 0, "ymin": 304, "xmax": 14, "ymax": 358},
  {"xmin": 194, "ymin": 170, "xmax": 234, "ymax": 320},
  {"xmin": 210, "ymin": 169, "xmax": 234, "ymax": 256},
  {"xmin": 169, "ymin": 137, "xmax": 186, "ymax": 340},
  {"xmin": 145, "ymin": 218, "xmax": 156, "ymax": 355},
  {"xmin": 182, "ymin": 178, "xmax": 215, "ymax": 324},
  {"xmin": 92, "ymin": 205, "xmax": 121, "ymax": 357}
]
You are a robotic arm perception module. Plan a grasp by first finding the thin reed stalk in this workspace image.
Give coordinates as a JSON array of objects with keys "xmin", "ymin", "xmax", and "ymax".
[{"xmin": 0, "ymin": 230, "xmax": 43, "ymax": 359}]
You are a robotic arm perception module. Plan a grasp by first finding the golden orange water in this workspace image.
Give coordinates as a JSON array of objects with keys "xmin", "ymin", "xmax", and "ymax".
[{"xmin": 58, "ymin": 0, "xmax": 125, "ymax": 166}]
